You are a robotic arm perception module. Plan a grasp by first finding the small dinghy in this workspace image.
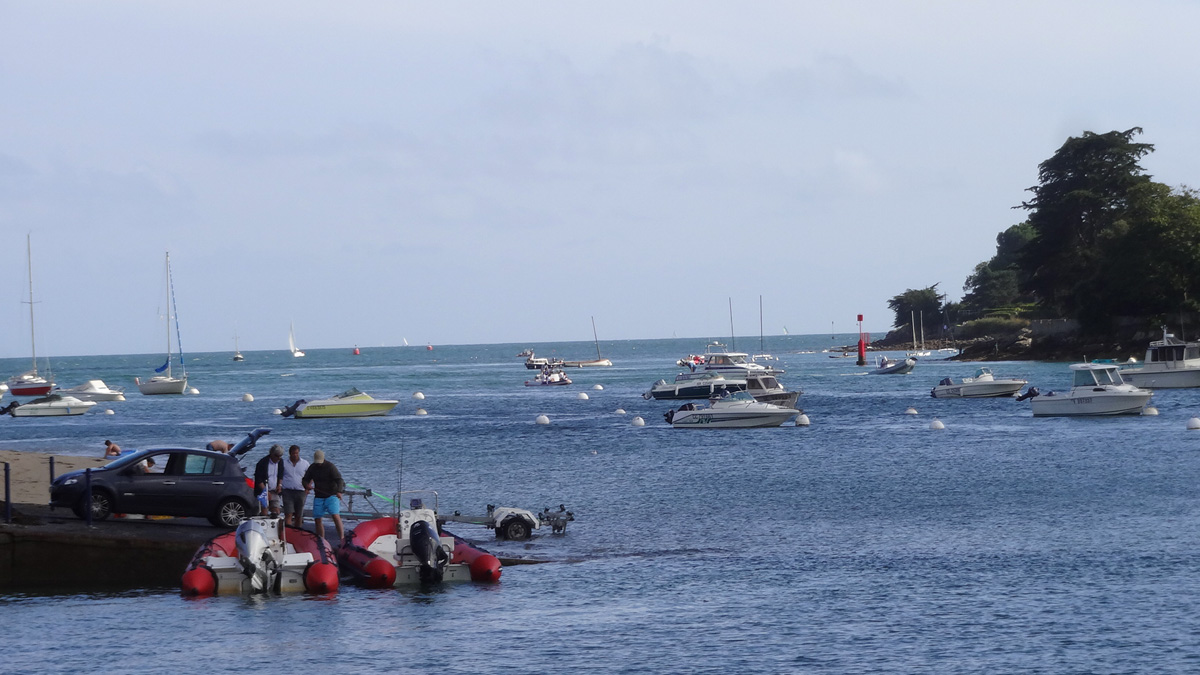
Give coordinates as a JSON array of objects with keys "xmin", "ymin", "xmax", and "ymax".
[
  {"xmin": 525, "ymin": 368, "xmax": 572, "ymax": 386},
  {"xmin": 339, "ymin": 492, "xmax": 501, "ymax": 587},
  {"xmin": 181, "ymin": 515, "xmax": 339, "ymax": 596},
  {"xmin": 869, "ymin": 356, "xmax": 917, "ymax": 375}
]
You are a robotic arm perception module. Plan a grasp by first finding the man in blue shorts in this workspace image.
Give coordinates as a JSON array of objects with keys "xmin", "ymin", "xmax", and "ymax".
[{"xmin": 301, "ymin": 449, "xmax": 345, "ymax": 542}]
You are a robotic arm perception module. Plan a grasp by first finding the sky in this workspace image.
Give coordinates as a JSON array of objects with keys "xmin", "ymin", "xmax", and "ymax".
[{"xmin": 2, "ymin": 1, "xmax": 1199, "ymax": 358}]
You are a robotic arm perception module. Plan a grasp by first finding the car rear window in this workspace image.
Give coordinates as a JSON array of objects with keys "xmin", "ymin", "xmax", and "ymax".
[{"xmin": 182, "ymin": 454, "xmax": 224, "ymax": 476}]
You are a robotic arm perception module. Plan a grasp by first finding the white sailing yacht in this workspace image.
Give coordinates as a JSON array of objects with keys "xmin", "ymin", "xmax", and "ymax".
[
  {"xmin": 7, "ymin": 234, "xmax": 55, "ymax": 396},
  {"xmin": 289, "ymin": 322, "xmax": 306, "ymax": 357},
  {"xmin": 233, "ymin": 330, "xmax": 244, "ymax": 361},
  {"xmin": 561, "ymin": 317, "xmax": 612, "ymax": 367},
  {"xmin": 136, "ymin": 253, "xmax": 188, "ymax": 395}
]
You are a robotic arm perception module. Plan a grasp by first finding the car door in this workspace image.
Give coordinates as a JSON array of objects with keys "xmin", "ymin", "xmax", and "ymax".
[
  {"xmin": 130, "ymin": 452, "xmax": 186, "ymax": 514},
  {"xmin": 170, "ymin": 452, "xmax": 229, "ymax": 516}
]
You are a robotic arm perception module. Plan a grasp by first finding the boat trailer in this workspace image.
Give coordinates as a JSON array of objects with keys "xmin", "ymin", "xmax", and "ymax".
[{"xmin": 341, "ymin": 487, "xmax": 573, "ymax": 541}]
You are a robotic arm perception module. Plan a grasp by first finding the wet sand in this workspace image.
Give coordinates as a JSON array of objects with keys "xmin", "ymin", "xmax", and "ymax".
[{"xmin": 0, "ymin": 449, "xmax": 109, "ymax": 506}]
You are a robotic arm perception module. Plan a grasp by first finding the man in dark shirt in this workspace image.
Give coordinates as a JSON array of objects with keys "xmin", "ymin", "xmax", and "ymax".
[{"xmin": 301, "ymin": 449, "xmax": 345, "ymax": 542}]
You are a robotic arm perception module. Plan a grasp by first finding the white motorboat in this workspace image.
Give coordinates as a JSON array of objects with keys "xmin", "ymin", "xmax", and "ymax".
[
  {"xmin": 665, "ymin": 391, "xmax": 799, "ymax": 428},
  {"xmin": 745, "ymin": 373, "xmax": 801, "ymax": 409},
  {"xmin": 1, "ymin": 394, "xmax": 97, "ymax": 417},
  {"xmin": 525, "ymin": 368, "xmax": 572, "ymax": 386},
  {"xmin": 289, "ymin": 322, "xmax": 305, "ymax": 357},
  {"xmin": 930, "ymin": 368, "xmax": 1027, "ymax": 398},
  {"xmin": 1022, "ymin": 363, "xmax": 1153, "ymax": 417},
  {"xmin": 281, "ymin": 388, "xmax": 400, "ymax": 418},
  {"xmin": 644, "ymin": 372, "xmax": 745, "ymax": 400},
  {"xmin": 137, "ymin": 252, "xmax": 188, "ymax": 395},
  {"xmin": 870, "ymin": 355, "xmax": 917, "ymax": 374},
  {"xmin": 7, "ymin": 235, "xmax": 55, "ymax": 397},
  {"xmin": 524, "ymin": 353, "xmax": 564, "ymax": 370},
  {"xmin": 682, "ymin": 342, "xmax": 780, "ymax": 376},
  {"xmin": 53, "ymin": 380, "xmax": 126, "ymax": 402},
  {"xmin": 1119, "ymin": 327, "xmax": 1200, "ymax": 388}
]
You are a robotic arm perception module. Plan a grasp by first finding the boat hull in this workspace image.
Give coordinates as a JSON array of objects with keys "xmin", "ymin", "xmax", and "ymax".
[
  {"xmin": 339, "ymin": 516, "xmax": 501, "ymax": 586},
  {"xmin": 561, "ymin": 359, "xmax": 612, "ymax": 367},
  {"xmin": 671, "ymin": 410, "xmax": 796, "ymax": 428},
  {"xmin": 645, "ymin": 380, "xmax": 745, "ymax": 400},
  {"xmin": 181, "ymin": 520, "xmax": 339, "ymax": 596},
  {"xmin": 1030, "ymin": 391, "xmax": 1152, "ymax": 417},
  {"xmin": 11, "ymin": 399, "xmax": 96, "ymax": 417},
  {"xmin": 1120, "ymin": 367, "xmax": 1200, "ymax": 389},
  {"xmin": 931, "ymin": 381, "xmax": 1026, "ymax": 398},
  {"xmin": 294, "ymin": 402, "xmax": 399, "ymax": 418},
  {"xmin": 136, "ymin": 376, "xmax": 188, "ymax": 395}
]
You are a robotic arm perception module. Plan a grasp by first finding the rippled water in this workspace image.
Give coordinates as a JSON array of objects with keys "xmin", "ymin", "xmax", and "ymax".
[{"xmin": 3, "ymin": 336, "xmax": 1199, "ymax": 672}]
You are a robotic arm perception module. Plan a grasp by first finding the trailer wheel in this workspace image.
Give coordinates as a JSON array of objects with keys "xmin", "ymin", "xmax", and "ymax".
[{"xmin": 500, "ymin": 517, "xmax": 532, "ymax": 541}]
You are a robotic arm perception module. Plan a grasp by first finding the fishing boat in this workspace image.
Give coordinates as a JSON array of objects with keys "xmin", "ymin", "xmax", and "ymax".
[
  {"xmin": 561, "ymin": 317, "xmax": 613, "ymax": 367},
  {"xmin": 6, "ymin": 235, "xmax": 54, "ymax": 396},
  {"xmin": 1, "ymin": 394, "xmax": 97, "ymax": 417},
  {"xmin": 338, "ymin": 491, "xmax": 501, "ymax": 586},
  {"xmin": 280, "ymin": 388, "xmax": 400, "ymax": 418},
  {"xmin": 289, "ymin": 322, "xmax": 305, "ymax": 357},
  {"xmin": 644, "ymin": 372, "xmax": 745, "ymax": 400},
  {"xmin": 525, "ymin": 368, "xmax": 572, "ymax": 386},
  {"xmin": 136, "ymin": 252, "xmax": 188, "ymax": 395},
  {"xmin": 930, "ymin": 368, "xmax": 1027, "ymax": 398},
  {"xmin": 1118, "ymin": 326, "xmax": 1200, "ymax": 388},
  {"xmin": 664, "ymin": 391, "xmax": 800, "ymax": 428},
  {"xmin": 869, "ymin": 355, "xmax": 917, "ymax": 375},
  {"xmin": 52, "ymin": 380, "xmax": 126, "ymax": 402},
  {"xmin": 181, "ymin": 515, "xmax": 339, "ymax": 596},
  {"xmin": 1021, "ymin": 363, "xmax": 1153, "ymax": 417}
]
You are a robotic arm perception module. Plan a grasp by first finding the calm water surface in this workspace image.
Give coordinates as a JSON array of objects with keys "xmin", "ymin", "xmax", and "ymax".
[{"xmin": 2, "ymin": 335, "xmax": 1199, "ymax": 673}]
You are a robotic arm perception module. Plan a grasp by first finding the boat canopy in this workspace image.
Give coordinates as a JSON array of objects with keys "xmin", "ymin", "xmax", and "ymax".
[
  {"xmin": 1073, "ymin": 366, "xmax": 1123, "ymax": 387},
  {"xmin": 335, "ymin": 388, "xmax": 365, "ymax": 399}
]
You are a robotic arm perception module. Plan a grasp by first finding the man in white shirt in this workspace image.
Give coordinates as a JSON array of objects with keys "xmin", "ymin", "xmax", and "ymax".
[{"xmin": 280, "ymin": 444, "xmax": 311, "ymax": 529}]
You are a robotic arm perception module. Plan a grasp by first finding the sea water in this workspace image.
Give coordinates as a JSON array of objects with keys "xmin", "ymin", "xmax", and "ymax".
[{"xmin": 1, "ymin": 336, "xmax": 1199, "ymax": 673}]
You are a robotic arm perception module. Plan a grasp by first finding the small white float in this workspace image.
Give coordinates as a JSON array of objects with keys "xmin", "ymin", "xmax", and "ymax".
[
  {"xmin": 535, "ymin": 414, "xmax": 550, "ymax": 425},
  {"xmin": 242, "ymin": 393, "xmax": 254, "ymax": 402},
  {"xmin": 631, "ymin": 416, "xmax": 645, "ymax": 426},
  {"xmin": 904, "ymin": 407, "xmax": 918, "ymax": 415},
  {"xmin": 415, "ymin": 408, "xmax": 428, "ymax": 416},
  {"xmin": 1188, "ymin": 417, "xmax": 1200, "ymax": 430},
  {"xmin": 929, "ymin": 418, "xmax": 945, "ymax": 430},
  {"xmin": 577, "ymin": 392, "xmax": 589, "ymax": 400},
  {"xmin": 412, "ymin": 392, "xmax": 425, "ymax": 401},
  {"xmin": 795, "ymin": 414, "xmax": 811, "ymax": 426},
  {"xmin": 592, "ymin": 384, "xmax": 604, "ymax": 391},
  {"xmin": 1142, "ymin": 406, "xmax": 1159, "ymax": 416}
]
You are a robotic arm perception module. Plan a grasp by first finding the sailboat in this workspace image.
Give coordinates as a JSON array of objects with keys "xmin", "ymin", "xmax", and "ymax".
[
  {"xmin": 752, "ymin": 295, "xmax": 777, "ymax": 362},
  {"xmin": 233, "ymin": 329, "xmax": 244, "ymax": 361},
  {"xmin": 906, "ymin": 310, "xmax": 930, "ymax": 357},
  {"xmin": 7, "ymin": 235, "xmax": 55, "ymax": 396},
  {"xmin": 136, "ymin": 253, "xmax": 188, "ymax": 395},
  {"xmin": 561, "ymin": 317, "xmax": 613, "ymax": 367},
  {"xmin": 289, "ymin": 322, "xmax": 305, "ymax": 357}
]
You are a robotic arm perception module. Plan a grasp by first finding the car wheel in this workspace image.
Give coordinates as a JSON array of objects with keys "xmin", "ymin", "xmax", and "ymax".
[
  {"xmin": 77, "ymin": 492, "xmax": 112, "ymax": 521},
  {"xmin": 500, "ymin": 517, "xmax": 532, "ymax": 541},
  {"xmin": 211, "ymin": 498, "xmax": 249, "ymax": 528}
]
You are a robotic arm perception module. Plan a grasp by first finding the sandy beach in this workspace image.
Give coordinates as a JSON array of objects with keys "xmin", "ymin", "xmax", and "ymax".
[{"xmin": 0, "ymin": 449, "xmax": 110, "ymax": 506}]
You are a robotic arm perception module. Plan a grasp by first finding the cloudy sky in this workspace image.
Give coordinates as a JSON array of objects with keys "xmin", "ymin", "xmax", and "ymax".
[{"xmin": 2, "ymin": 1, "xmax": 1198, "ymax": 357}]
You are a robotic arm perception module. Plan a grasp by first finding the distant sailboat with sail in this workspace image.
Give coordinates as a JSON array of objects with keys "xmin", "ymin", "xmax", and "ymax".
[
  {"xmin": 137, "ymin": 252, "xmax": 188, "ymax": 395},
  {"xmin": 289, "ymin": 322, "xmax": 306, "ymax": 357}
]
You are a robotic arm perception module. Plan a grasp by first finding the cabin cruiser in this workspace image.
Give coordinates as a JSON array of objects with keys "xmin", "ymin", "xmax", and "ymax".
[
  {"xmin": 1119, "ymin": 327, "xmax": 1200, "ymax": 388},
  {"xmin": 745, "ymin": 373, "xmax": 801, "ymax": 409},
  {"xmin": 679, "ymin": 342, "xmax": 780, "ymax": 376},
  {"xmin": 665, "ymin": 391, "xmax": 800, "ymax": 428},
  {"xmin": 930, "ymin": 368, "xmax": 1027, "ymax": 398},
  {"xmin": 281, "ymin": 388, "xmax": 400, "ymax": 418},
  {"xmin": 1, "ymin": 394, "xmax": 97, "ymax": 417},
  {"xmin": 870, "ymin": 356, "xmax": 917, "ymax": 375},
  {"xmin": 644, "ymin": 372, "xmax": 745, "ymax": 400},
  {"xmin": 1021, "ymin": 363, "xmax": 1152, "ymax": 417},
  {"xmin": 525, "ymin": 368, "xmax": 572, "ymax": 386},
  {"xmin": 52, "ymin": 379, "xmax": 126, "ymax": 401},
  {"xmin": 524, "ymin": 353, "xmax": 564, "ymax": 370}
]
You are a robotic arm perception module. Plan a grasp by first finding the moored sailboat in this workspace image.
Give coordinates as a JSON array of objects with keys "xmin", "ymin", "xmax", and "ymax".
[
  {"xmin": 6, "ymin": 235, "xmax": 54, "ymax": 396},
  {"xmin": 289, "ymin": 322, "xmax": 305, "ymax": 357},
  {"xmin": 136, "ymin": 252, "xmax": 188, "ymax": 395}
]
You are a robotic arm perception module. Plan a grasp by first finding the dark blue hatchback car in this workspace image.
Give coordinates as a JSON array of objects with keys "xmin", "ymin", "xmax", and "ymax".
[{"xmin": 50, "ymin": 428, "xmax": 271, "ymax": 528}]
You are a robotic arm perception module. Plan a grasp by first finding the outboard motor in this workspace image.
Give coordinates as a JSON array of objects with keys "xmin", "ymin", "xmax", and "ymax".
[
  {"xmin": 664, "ymin": 409, "xmax": 675, "ymax": 424},
  {"xmin": 1015, "ymin": 386, "xmax": 1040, "ymax": 402},
  {"xmin": 0, "ymin": 401, "xmax": 18, "ymax": 416},
  {"xmin": 235, "ymin": 519, "xmax": 277, "ymax": 592},
  {"xmin": 408, "ymin": 520, "xmax": 449, "ymax": 583},
  {"xmin": 279, "ymin": 399, "xmax": 305, "ymax": 418}
]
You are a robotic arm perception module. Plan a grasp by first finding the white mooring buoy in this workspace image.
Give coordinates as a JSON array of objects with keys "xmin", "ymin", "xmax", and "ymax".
[
  {"xmin": 592, "ymin": 384, "xmax": 604, "ymax": 391},
  {"xmin": 577, "ymin": 392, "xmax": 589, "ymax": 400},
  {"xmin": 1187, "ymin": 417, "xmax": 1200, "ymax": 430},
  {"xmin": 795, "ymin": 414, "xmax": 811, "ymax": 427},
  {"xmin": 536, "ymin": 414, "xmax": 551, "ymax": 425},
  {"xmin": 1142, "ymin": 406, "xmax": 1159, "ymax": 416},
  {"xmin": 929, "ymin": 418, "xmax": 945, "ymax": 430},
  {"xmin": 904, "ymin": 407, "xmax": 918, "ymax": 415},
  {"xmin": 242, "ymin": 393, "xmax": 254, "ymax": 402},
  {"xmin": 412, "ymin": 392, "xmax": 425, "ymax": 401},
  {"xmin": 631, "ymin": 416, "xmax": 645, "ymax": 426},
  {"xmin": 187, "ymin": 387, "xmax": 200, "ymax": 395},
  {"xmin": 272, "ymin": 408, "xmax": 283, "ymax": 415},
  {"xmin": 615, "ymin": 408, "xmax": 626, "ymax": 415},
  {"xmin": 415, "ymin": 408, "xmax": 428, "ymax": 416},
  {"xmin": 104, "ymin": 409, "xmax": 115, "ymax": 415}
]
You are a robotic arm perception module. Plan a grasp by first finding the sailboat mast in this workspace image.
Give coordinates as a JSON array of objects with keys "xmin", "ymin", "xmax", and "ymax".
[
  {"xmin": 759, "ymin": 295, "xmax": 765, "ymax": 353},
  {"xmin": 591, "ymin": 316, "xmax": 601, "ymax": 359},
  {"xmin": 920, "ymin": 310, "xmax": 925, "ymax": 350},
  {"xmin": 911, "ymin": 310, "xmax": 917, "ymax": 351},
  {"xmin": 25, "ymin": 234, "xmax": 37, "ymax": 374},
  {"xmin": 728, "ymin": 297, "xmax": 735, "ymax": 351},
  {"xmin": 165, "ymin": 253, "xmax": 172, "ymax": 378}
]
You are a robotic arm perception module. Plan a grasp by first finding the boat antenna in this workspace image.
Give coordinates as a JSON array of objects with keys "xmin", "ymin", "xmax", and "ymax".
[{"xmin": 728, "ymin": 297, "xmax": 735, "ymax": 351}]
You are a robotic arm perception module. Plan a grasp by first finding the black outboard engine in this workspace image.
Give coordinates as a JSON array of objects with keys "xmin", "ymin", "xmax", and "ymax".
[
  {"xmin": 0, "ymin": 401, "xmax": 18, "ymax": 416},
  {"xmin": 280, "ymin": 399, "xmax": 306, "ymax": 418},
  {"xmin": 408, "ymin": 520, "xmax": 449, "ymax": 583},
  {"xmin": 1015, "ymin": 386, "xmax": 1040, "ymax": 402},
  {"xmin": 664, "ymin": 409, "xmax": 675, "ymax": 424}
]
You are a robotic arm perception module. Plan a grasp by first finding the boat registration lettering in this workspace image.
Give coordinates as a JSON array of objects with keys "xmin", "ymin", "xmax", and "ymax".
[{"xmin": 1074, "ymin": 397, "xmax": 1092, "ymax": 404}]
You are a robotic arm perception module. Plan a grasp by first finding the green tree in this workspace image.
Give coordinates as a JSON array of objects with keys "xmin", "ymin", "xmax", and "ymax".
[
  {"xmin": 1018, "ymin": 128, "xmax": 1154, "ymax": 314},
  {"xmin": 887, "ymin": 285, "xmax": 942, "ymax": 330},
  {"xmin": 962, "ymin": 222, "xmax": 1035, "ymax": 311}
]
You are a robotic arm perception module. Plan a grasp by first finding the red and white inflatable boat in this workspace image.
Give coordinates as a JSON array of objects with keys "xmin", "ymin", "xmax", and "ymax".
[
  {"xmin": 339, "ymin": 496, "xmax": 501, "ymax": 587},
  {"xmin": 181, "ymin": 516, "xmax": 339, "ymax": 596}
]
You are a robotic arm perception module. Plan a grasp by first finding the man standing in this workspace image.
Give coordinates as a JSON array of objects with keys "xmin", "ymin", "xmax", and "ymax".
[
  {"xmin": 302, "ymin": 449, "xmax": 345, "ymax": 543},
  {"xmin": 254, "ymin": 444, "xmax": 285, "ymax": 517},
  {"xmin": 280, "ymin": 444, "xmax": 310, "ymax": 529}
]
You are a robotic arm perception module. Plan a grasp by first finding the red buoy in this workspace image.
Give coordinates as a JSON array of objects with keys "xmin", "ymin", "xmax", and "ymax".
[
  {"xmin": 468, "ymin": 554, "xmax": 502, "ymax": 583},
  {"xmin": 353, "ymin": 346, "xmax": 360, "ymax": 355},
  {"xmin": 181, "ymin": 567, "xmax": 217, "ymax": 597}
]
